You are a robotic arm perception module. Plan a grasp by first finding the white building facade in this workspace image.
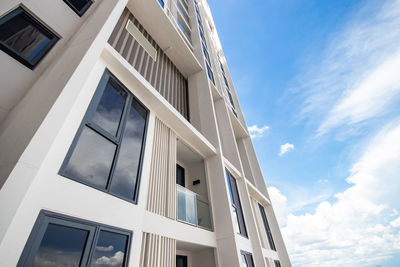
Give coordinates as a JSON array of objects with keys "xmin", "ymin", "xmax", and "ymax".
[{"xmin": 0, "ymin": 0, "xmax": 291, "ymax": 266}]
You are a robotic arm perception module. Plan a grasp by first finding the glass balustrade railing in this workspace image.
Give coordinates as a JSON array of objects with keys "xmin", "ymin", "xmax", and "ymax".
[{"xmin": 177, "ymin": 185, "xmax": 212, "ymax": 230}]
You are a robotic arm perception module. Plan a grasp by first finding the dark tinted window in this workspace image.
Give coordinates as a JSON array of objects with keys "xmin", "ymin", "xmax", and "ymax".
[
  {"xmin": 18, "ymin": 211, "xmax": 131, "ymax": 267},
  {"xmin": 110, "ymin": 101, "xmax": 147, "ymax": 199},
  {"xmin": 176, "ymin": 164, "xmax": 185, "ymax": 187},
  {"xmin": 33, "ymin": 224, "xmax": 89, "ymax": 267},
  {"xmin": 240, "ymin": 251, "xmax": 255, "ymax": 267},
  {"xmin": 158, "ymin": 0, "xmax": 165, "ymax": 8},
  {"xmin": 91, "ymin": 80, "xmax": 127, "ymax": 137},
  {"xmin": 63, "ymin": 126, "xmax": 117, "ymax": 188},
  {"xmin": 0, "ymin": 7, "xmax": 58, "ymax": 69},
  {"xmin": 274, "ymin": 260, "xmax": 282, "ymax": 267},
  {"xmin": 63, "ymin": 0, "xmax": 93, "ymax": 16},
  {"xmin": 60, "ymin": 70, "xmax": 148, "ymax": 203},
  {"xmin": 91, "ymin": 230, "xmax": 128, "ymax": 267},
  {"xmin": 227, "ymin": 90, "xmax": 235, "ymax": 108},
  {"xmin": 206, "ymin": 63, "xmax": 215, "ymax": 85},
  {"xmin": 226, "ymin": 170, "xmax": 247, "ymax": 237},
  {"xmin": 176, "ymin": 255, "xmax": 188, "ymax": 267},
  {"xmin": 258, "ymin": 203, "xmax": 276, "ymax": 251}
]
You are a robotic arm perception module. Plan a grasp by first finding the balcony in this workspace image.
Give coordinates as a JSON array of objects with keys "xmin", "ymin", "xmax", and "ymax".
[
  {"xmin": 127, "ymin": 0, "xmax": 202, "ymax": 77},
  {"xmin": 177, "ymin": 185, "xmax": 212, "ymax": 229},
  {"xmin": 176, "ymin": 139, "xmax": 213, "ymax": 230}
]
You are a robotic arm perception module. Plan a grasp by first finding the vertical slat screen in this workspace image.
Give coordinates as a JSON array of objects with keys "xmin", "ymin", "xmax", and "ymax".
[
  {"xmin": 109, "ymin": 8, "xmax": 190, "ymax": 120},
  {"xmin": 140, "ymin": 232, "xmax": 176, "ymax": 267},
  {"xmin": 147, "ymin": 118, "xmax": 177, "ymax": 220}
]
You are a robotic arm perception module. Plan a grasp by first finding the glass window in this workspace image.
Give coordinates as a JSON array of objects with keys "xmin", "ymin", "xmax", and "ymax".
[
  {"xmin": 18, "ymin": 211, "xmax": 131, "ymax": 267},
  {"xmin": 227, "ymin": 90, "xmax": 235, "ymax": 108},
  {"xmin": 158, "ymin": 0, "xmax": 165, "ymax": 8},
  {"xmin": 202, "ymin": 43, "xmax": 210, "ymax": 64},
  {"xmin": 274, "ymin": 260, "xmax": 282, "ymax": 267},
  {"xmin": 199, "ymin": 28, "xmax": 207, "ymax": 47},
  {"xmin": 110, "ymin": 101, "xmax": 147, "ymax": 200},
  {"xmin": 258, "ymin": 203, "xmax": 276, "ymax": 251},
  {"xmin": 63, "ymin": 126, "xmax": 117, "ymax": 189},
  {"xmin": 176, "ymin": 164, "xmax": 185, "ymax": 187},
  {"xmin": 33, "ymin": 224, "xmax": 89, "ymax": 266},
  {"xmin": 206, "ymin": 62, "xmax": 215, "ymax": 85},
  {"xmin": 240, "ymin": 252, "xmax": 255, "ymax": 267},
  {"xmin": 224, "ymin": 75, "xmax": 229, "ymax": 88},
  {"xmin": 90, "ymin": 230, "xmax": 128, "ymax": 267},
  {"xmin": 91, "ymin": 79, "xmax": 127, "ymax": 137},
  {"xmin": 60, "ymin": 70, "xmax": 148, "ymax": 203},
  {"xmin": 63, "ymin": 0, "xmax": 93, "ymax": 16},
  {"xmin": 176, "ymin": 255, "xmax": 188, "ymax": 267},
  {"xmin": 0, "ymin": 7, "xmax": 58, "ymax": 69},
  {"xmin": 226, "ymin": 170, "xmax": 247, "ymax": 237}
]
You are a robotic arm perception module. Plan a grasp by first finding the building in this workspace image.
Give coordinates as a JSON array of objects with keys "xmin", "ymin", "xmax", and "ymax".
[{"xmin": 0, "ymin": 0, "xmax": 291, "ymax": 266}]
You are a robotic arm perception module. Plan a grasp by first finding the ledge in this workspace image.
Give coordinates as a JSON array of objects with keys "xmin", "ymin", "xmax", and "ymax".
[
  {"xmin": 245, "ymin": 179, "xmax": 271, "ymax": 207},
  {"xmin": 143, "ymin": 211, "xmax": 217, "ymax": 248},
  {"xmin": 102, "ymin": 44, "xmax": 216, "ymax": 158},
  {"xmin": 126, "ymin": 0, "xmax": 202, "ymax": 77},
  {"xmin": 223, "ymin": 156, "xmax": 242, "ymax": 179},
  {"xmin": 210, "ymin": 80, "xmax": 223, "ymax": 101},
  {"xmin": 228, "ymin": 104, "xmax": 249, "ymax": 139}
]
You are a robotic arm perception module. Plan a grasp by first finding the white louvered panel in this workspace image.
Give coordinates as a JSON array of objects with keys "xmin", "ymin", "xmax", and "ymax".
[
  {"xmin": 147, "ymin": 118, "xmax": 177, "ymax": 219},
  {"xmin": 140, "ymin": 232, "xmax": 176, "ymax": 267}
]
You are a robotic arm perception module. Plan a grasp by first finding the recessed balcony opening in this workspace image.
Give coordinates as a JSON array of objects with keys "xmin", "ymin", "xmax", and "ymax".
[
  {"xmin": 176, "ymin": 240, "xmax": 216, "ymax": 267},
  {"xmin": 176, "ymin": 139, "xmax": 212, "ymax": 230}
]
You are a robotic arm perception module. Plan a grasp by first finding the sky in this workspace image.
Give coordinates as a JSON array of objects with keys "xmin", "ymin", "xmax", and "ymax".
[{"xmin": 206, "ymin": 0, "xmax": 400, "ymax": 266}]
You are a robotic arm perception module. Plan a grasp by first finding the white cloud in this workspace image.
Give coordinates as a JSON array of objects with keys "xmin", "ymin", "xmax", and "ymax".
[
  {"xmin": 279, "ymin": 143, "xmax": 294, "ymax": 156},
  {"xmin": 248, "ymin": 124, "xmax": 269, "ymax": 138},
  {"xmin": 296, "ymin": 0, "xmax": 400, "ymax": 136},
  {"xmin": 317, "ymin": 179, "xmax": 328, "ymax": 184},
  {"xmin": 269, "ymin": 121, "xmax": 400, "ymax": 266},
  {"xmin": 96, "ymin": 245, "xmax": 114, "ymax": 252},
  {"xmin": 95, "ymin": 251, "xmax": 124, "ymax": 266}
]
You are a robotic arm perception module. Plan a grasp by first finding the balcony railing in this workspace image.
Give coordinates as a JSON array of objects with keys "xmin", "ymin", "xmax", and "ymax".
[{"xmin": 177, "ymin": 185, "xmax": 212, "ymax": 230}]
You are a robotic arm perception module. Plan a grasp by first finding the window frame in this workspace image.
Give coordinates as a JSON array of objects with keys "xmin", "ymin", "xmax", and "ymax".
[
  {"xmin": 274, "ymin": 260, "xmax": 282, "ymax": 267},
  {"xmin": 240, "ymin": 250, "xmax": 255, "ymax": 267},
  {"xmin": 17, "ymin": 210, "xmax": 132, "ymax": 267},
  {"xmin": 206, "ymin": 62, "xmax": 215, "ymax": 85},
  {"xmin": 226, "ymin": 170, "xmax": 248, "ymax": 237},
  {"xmin": 59, "ymin": 69, "xmax": 149, "ymax": 204},
  {"xmin": 0, "ymin": 6, "xmax": 59, "ymax": 69},
  {"xmin": 63, "ymin": 0, "xmax": 93, "ymax": 17},
  {"xmin": 258, "ymin": 203, "xmax": 277, "ymax": 251}
]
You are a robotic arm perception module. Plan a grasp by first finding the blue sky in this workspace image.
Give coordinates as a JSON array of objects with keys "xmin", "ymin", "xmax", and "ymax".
[{"xmin": 207, "ymin": 0, "xmax": 400, "ymax": 266}]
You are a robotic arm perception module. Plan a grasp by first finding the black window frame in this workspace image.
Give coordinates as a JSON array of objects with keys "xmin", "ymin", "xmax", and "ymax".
[
  {"xmin": 258, "ymin": 203, "xmax": 277, "ymax": 251},
  {"xmin": 199, "ymin": 28, "xmax": 207, "ymax": 48},
  {"xmin": 59, "ymin": 69, "xmax": 149, "ymax": 204},
  {"xmin": 274, "ymin": 260, "xmax": 282, "ymax": 267},
  {"xmin": 223, "ymin": 75, "xmax": 229, "ymax": 88},
  {"xmin": 202, "ymin": 42, "xmax": 211, "ymax": 65},
  {"xmin": 0, "ymin": 6, "xmax": 59, "ymax": 69},
  {"xmin": 63, "ymin": 0, "xmax": 93, "ymax": 17},
  {"xmin": 206, "ymin": 62, "xmax": 215, "ymax": 85},
  {"xmin": 227, "ymin": 90, "xmax": 235, "ymax": 108},
  {"xmin": 17, "ymin": 210, "xmax": 132, "ymax": 267},
  {"xmin": 240, "ymin": 250, "xmax": 255, "ymax": 267},
  {"xmin": 226, "ymin": 170, "xmax": 248, "ymax": 237}
]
